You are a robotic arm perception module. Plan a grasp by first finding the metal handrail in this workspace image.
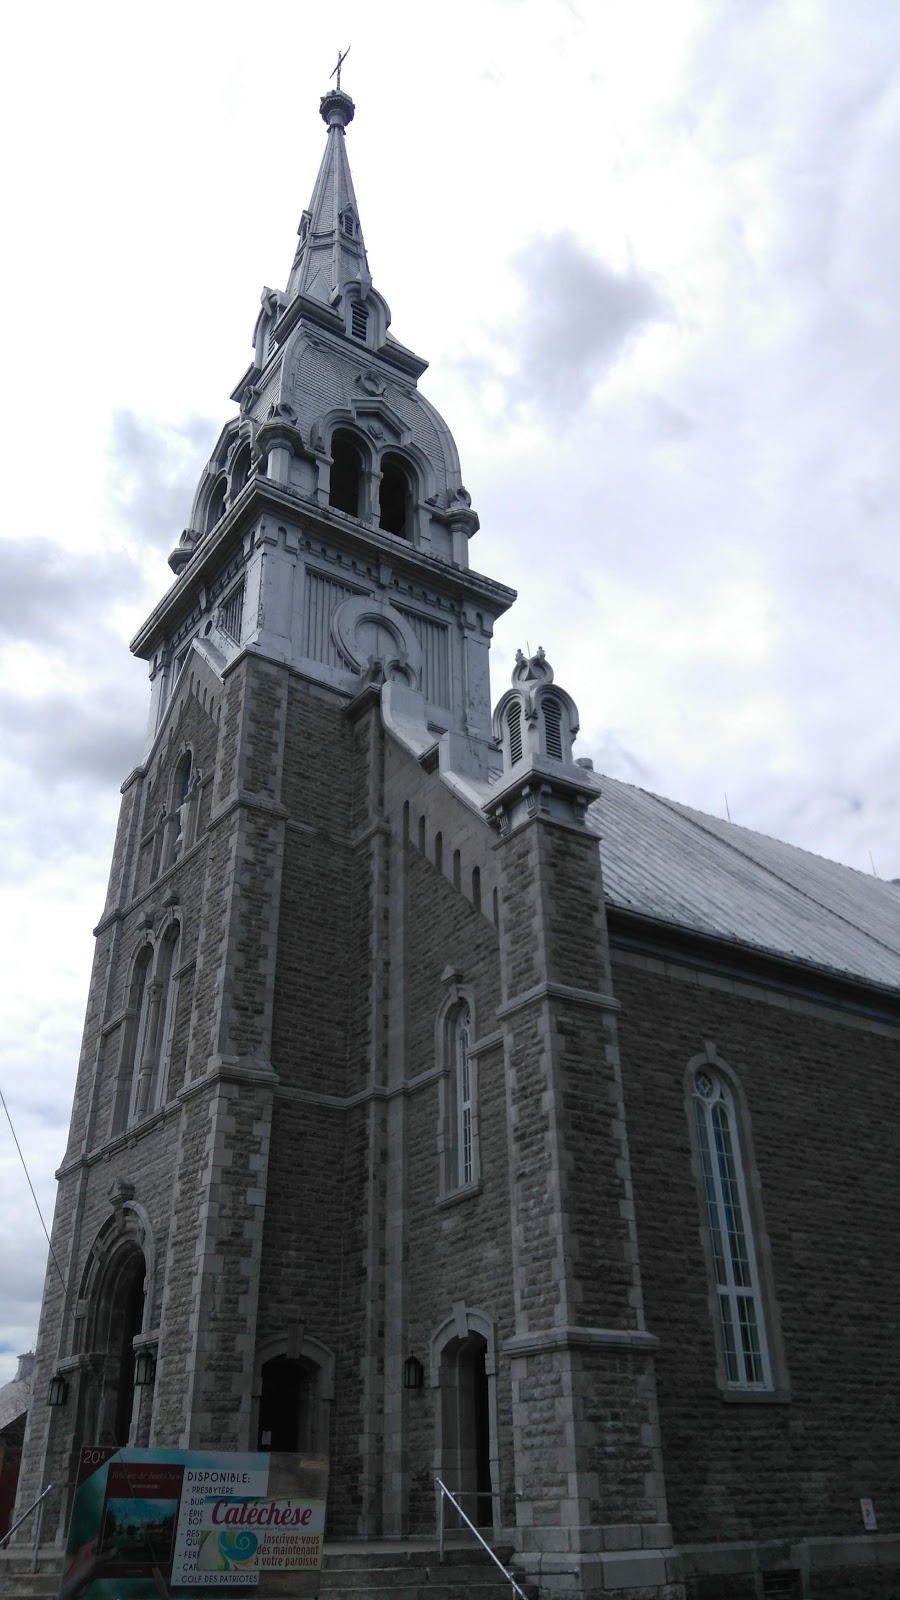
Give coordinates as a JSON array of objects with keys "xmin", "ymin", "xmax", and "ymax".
[
  {"xmin": 0, "ymin": 1483, "xmax": 53, "ymax": 1552},
  {"xmin": 435, "ymin": 1476, "xmax": 528, "ymax": 1600}
]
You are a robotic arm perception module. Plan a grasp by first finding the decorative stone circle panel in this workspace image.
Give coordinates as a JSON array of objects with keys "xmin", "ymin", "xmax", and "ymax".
[{"xmin": 331, "ymin": 594, "xmax": 423, "ymax": 687}]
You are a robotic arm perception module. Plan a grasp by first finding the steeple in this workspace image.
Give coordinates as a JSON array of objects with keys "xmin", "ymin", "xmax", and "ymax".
[
  {"xmin": 149, "ymin": 76, "xmax": 516, "ymax": 760},
  {"xmin": 286, "ymin": 88, "xmax": 371, "ymax": 309}
]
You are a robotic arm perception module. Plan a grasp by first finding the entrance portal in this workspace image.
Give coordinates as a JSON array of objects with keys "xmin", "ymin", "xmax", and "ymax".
[
  {"xmin": 87, "ymin": 1245, "xmax": 146, "ymax": 1448},
  {"xmin": 439, "ymin": 1333, "xmax": 492, "ymax": 1527},
  {"xmin": 257, "ymin": 1356, "xmax": 316, "ymax": 1452}
]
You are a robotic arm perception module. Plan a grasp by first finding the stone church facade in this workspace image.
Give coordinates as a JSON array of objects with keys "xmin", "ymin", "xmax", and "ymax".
[{"xmin": 13, "ymin": 87, "xmax": 900, "ymax": 1600}]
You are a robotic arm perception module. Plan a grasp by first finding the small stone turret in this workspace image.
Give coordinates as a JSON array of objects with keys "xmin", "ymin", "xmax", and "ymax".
[{"xmin": 486, "ymin": 648, "xmax": 596, "ymax": 835}]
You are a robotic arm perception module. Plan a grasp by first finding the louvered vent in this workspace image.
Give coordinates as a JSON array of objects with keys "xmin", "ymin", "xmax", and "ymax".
[
  {"xmin": 543, "ymin": 696, "xmax": 563, "ymax": 760},
  {"xmin": 351, "ymin": 302, "xmax": 369, "ymax": 341},
  {"xmin": 219, "ymin": 581, "xmax": 245, "ymax": 643},
  {"xmin": 507, "ymin": 702, "xmax": 523, "ymax": 765}
]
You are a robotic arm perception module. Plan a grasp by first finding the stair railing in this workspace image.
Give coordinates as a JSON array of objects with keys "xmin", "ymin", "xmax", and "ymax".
[
  {"xmin": 0, "ymin": 1482, "xmax": 54, "ymax": 1563},
  {"xmin": 435, "ymin": 1476, "xmax": 528, "ymax": 1600}
]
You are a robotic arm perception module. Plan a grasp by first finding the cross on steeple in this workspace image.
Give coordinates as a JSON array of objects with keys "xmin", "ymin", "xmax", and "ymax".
[{"xmin": 330, "ymin": 46, "xmax": 350, "ymax": 91}]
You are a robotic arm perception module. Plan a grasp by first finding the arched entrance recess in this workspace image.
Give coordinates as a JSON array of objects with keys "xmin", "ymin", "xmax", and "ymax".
[
  {"xmin": 78, "ymin": 1197, "xmax": 155, "ymax": 1449},
  {"xmin": 430, "ymin": 1306, "xmax": 499, "ymax": 1533},
  {"xmin": 252, "ymin": 1336, "xmax": 335, "ymax": 1455}
]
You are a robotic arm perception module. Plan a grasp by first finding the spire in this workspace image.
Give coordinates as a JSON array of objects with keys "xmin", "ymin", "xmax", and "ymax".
[{"xmin": 286, "ymin": 86, "xmax": 371, "ymax": 307}]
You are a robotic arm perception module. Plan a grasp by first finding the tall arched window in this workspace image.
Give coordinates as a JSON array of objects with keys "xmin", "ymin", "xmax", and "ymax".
[
  {"xmin": 329, "ymin": 432, "xmax": 364, "ymax": 517},
  {"xmin": 454, "ymin": 1005, "xmax": 474, "ymax": 1188},
  {"xmin": 378, "ymin": 454, "xmax": 413, "ymax": 537},
  {"xmin": 691, "ymin": 1066, "xmax": 771, "ymax": 1389},
  {"xmin": 153, "ymin": 924, "xmax": 181, "ymax": 1111},
  {"xmin": 126, "ymin": 948, "xmax": 154, "ymax": 1127},
  {"xmin": 169, "ymin": 752, "xmax": 197, "ymax": 866},
  {"xmin": 437, "ymin": 991, "xmax": 479, "ymax": 1196}
]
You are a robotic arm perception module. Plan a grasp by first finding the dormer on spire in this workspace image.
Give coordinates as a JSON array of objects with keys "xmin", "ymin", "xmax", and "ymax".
[{"xmin": 286, "ymin": 86, "xmax": 377, "ymax": 331}]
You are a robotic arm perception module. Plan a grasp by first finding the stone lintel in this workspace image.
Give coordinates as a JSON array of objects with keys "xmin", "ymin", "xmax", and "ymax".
[
  {"xmin": 503, "ymin": 1325, "xmax": 660, "ymax": 1357},
  {"xmin": 496, "ymin": 979, "xmax": 619, "ymax": 1021}
]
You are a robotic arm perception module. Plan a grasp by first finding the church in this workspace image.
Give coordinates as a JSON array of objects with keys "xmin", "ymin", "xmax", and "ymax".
[{"xmin": 10, "ymin": 81, "xmax": 900, "ymax": 1600}]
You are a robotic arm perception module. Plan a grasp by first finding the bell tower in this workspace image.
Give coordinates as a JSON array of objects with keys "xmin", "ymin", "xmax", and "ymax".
[
  {"xmin": 150, "ymin": 83, "xmax": 510, "ymax": 756},
  {"xmin": 14, "ymin": 79, "xmax": 515, "ymax": 1547}
]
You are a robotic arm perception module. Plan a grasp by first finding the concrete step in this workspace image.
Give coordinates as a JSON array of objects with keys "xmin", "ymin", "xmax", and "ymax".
[
  {"xmin": 0, "ymin": 1557, "xmax": 62, "ymax": 1600},
  {"xmin": 319, "ymin": 1588, "xmax": 526, "ymax": 1600},
  {"xmin": 318, "ymin": 1541, "xmax": 532, "ymax": 1599},
  {"xmin": 0, "ymin": 1587, "xmax": 60, "ymax": 1599},
  {"xmin": 0, "ymin": 1540, "xmax": 534, "ymax": 1600},
  {"xmin": 323, "ymin": 1544, "xmax": 515, "ymax": 1569}
]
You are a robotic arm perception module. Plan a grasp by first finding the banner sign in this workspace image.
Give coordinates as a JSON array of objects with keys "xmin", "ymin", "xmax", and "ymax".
[{"xmin": 62, "ymin": 1447, "xmax": 328, "ymax": 1600}]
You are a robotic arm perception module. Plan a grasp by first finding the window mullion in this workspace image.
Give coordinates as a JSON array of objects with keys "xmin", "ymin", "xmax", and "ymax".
[{"xmin": 707, "ymin": 1098, "xmax": 744, "ymax": 1382}]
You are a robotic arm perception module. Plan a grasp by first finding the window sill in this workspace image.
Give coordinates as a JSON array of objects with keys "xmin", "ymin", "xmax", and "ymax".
[
  {"xmin": 721, "ymin": 1387, "xmax": 791, "ymax": 1405},
  {"xmin": 436, "ymin": 1180, "xmax": 482, "ymax": 1210}
]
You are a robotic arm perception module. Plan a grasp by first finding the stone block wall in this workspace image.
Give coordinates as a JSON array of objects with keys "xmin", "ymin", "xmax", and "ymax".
[{"xmin": 613, "ymin": 947, "xmax": 900, "ymax": 1595}]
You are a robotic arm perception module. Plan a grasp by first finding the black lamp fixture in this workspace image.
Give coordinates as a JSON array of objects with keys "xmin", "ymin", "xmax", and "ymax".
[
  {"xmin": 133, "ymin": 1348, "xmax": 157, "ymax": 1387},
  {"xmin": 403, "ymin": 1353, "xmax": 424, "ymax": 1391},
  {"xmin": 47, "ymin": 1372, "xmax": 68, "ymax": 1407}
]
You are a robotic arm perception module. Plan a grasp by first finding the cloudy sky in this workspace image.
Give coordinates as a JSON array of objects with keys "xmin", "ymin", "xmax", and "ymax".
[{"xmin": 2, "ymin": 0, "xmax": 899, "ymax": 1382}]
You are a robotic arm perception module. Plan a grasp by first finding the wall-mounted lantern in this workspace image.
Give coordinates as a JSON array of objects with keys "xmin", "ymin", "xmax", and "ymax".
[
  {"xmin": 47, "ymin": 1373, "xmax": 69, "ymax": 1407},
  {"xmin": 134, "ymin": 1348, "xmax": 157, "ymax": 1387},
  {"xmin": 403, "ymin": 1354, "xmax": 424, "ymax": 1391}
]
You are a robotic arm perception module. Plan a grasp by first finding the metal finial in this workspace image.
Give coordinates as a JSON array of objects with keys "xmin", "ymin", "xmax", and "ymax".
[{"xmin": 330, "ymin": 46, "xmax": 351, "ymax": 91}]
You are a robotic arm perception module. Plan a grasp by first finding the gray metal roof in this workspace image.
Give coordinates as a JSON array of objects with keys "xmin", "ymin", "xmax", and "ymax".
[
  {"xmin": 588, "ymin": 778, "xmax": 900, "ymax": 993},
  {"xmin": 0, "ymin": 1374, "xmax": 30, "ymax": 1433}
]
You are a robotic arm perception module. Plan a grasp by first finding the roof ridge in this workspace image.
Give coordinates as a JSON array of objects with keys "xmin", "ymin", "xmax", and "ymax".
[
  {"xmin": 649, "ymin": 790, "xmax": 900, "ymax": 965},
  {"xmin": 658, "ymin": 786, "xmax": 892, "ymax": 886}
]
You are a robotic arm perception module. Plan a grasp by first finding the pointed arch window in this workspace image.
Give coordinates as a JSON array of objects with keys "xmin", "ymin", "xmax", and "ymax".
[
  {"xmin": 170, "ymin": 752, "xmax": 195, "ymax": 865},
  {"xmin": 455, "ymin": 1006, "xmax": 473, "ymax": 1188},
  {"xmin": 691, "ymin": 1067, "xmax": 772, "ymax": 1390},
  {"xmin": 122, "ymin": 925, "xmax": 181, "ymax": 1128},
  {"xmin": 438, "ymin": 991, "xmax": 480, "ymax": 1197},
  {"xmin": 153, "ymin": 923, "xmax": 181, "ymax": 1111},
  {"xmin": 125, "ymin": 947, "xmax": 154, "ymax": 1128}
]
